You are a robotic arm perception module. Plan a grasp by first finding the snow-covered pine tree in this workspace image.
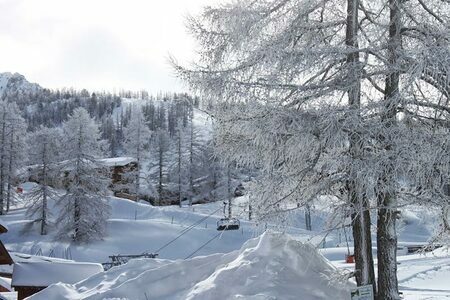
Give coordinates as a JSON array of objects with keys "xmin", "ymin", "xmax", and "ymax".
[
  {"xmin": 123, "ymin": 106, "xmax": 151, "ymax": 200},
  {"xmin": 360, "ymin": 1, "xmax": 449, "ymax": 296},
  {"xmin": 149, "ymin": 129, "xmax": 170, "ymax": 205},
  {"xmin": 344, "ymin": 0, "xmax": 376, "ymax": 292},
  {"xmin": 0, "ymin": 101, "xmax": 26, "ymax": 214},
  {"xmin": 175, "ymin": 0, "xmax": 449, "ymax": 298},
  {"xmin": 173, "ymin": 120, "xmax": 188, "ymax": 207},
  {"xmin": 57, "ymin": 107, "xmax": 110, "ymax": 243},
  {"xmin": 187, "ymin": 111, "xmax": 205, "ymax": 206},
  {"xmin": 175, "ymin": 0, "xmax": 379, "ymax": 290},
  {"xmin": 25, "ymin": 126, "xmax": 61, "ymax": 235}
]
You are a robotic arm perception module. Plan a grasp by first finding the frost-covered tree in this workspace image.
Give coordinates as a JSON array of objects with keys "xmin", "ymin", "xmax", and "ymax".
[
  {"xmin": 187, "ymin": 112, "xmax": 205, "ymax": 206},
  {"xmin": 149, "ymin": 129, "xmax": 170, "ymax": 205},
  {"xmin": 123, "ymin": 106, "xmax": 151, "ymax": 199},
  {"xmin": 175, "ymin": 0, "xmax": 450, "ymax": 297},
  {"xmin": 25, "ymin": 126, "xmax": 61, "ymax": 235},
  {"xmin": 172, "ymin": 120, "xmax": 189, "ymax": 207},
  {"xmin": 57, "ymin": 108, "xmax": 110, "ymax": 243},
  {"xmin": 0, "ymin": 101, "xmax": 26, "ymax": 214}
]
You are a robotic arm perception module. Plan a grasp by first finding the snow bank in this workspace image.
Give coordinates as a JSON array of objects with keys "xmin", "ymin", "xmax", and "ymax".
[
  {"xmin": 30, "ymin": 232, "xmax": 353, "ymax": 299},
  {"xmin": 12, "ymin": 261, "xmax": 103, "ymax": 287}
]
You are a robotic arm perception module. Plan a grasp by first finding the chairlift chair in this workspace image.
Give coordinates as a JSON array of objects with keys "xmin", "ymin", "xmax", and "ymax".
[{"xmin": 217, "ymin": 217, "xmax": 240, "ymax": 231}]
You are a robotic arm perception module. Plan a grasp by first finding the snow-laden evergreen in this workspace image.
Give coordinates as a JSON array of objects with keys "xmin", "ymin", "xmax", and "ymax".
[
  {"xmin": 57, "ymin": 108, "xmax": 111, "ymax": 243},
  {"xmin": 24, "ymin": 126, "xmax": 62, "ymax": 235},
  {"xmin": 123, "ymin": 106, "xmax": 151, "ymax": 199},
  {"xmin": 174, "ymin": 0, "xmax": 450, "ymax": 297}
]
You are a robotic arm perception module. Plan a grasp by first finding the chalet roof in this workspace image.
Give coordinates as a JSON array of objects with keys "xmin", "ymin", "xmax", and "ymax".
[
  {"xmin": 0, "ymin": 218, "xmax": 8, "ymax": 234},
  {"xmin": 59, "ymin": 156, "xmax": 137, "ymax": 171},
  {"xmin": 0, "ymin": 252, "xmax": 75, "ymax": 275},
  {"xmin": 19, "ymin": 156, "xmax": 137, "ymax": 176},
  {"xmin": 97, "ymin": 157, "xmax": 137, "ymax": 167},
  {"xmin": 0, "ymin": 276, "xmax": 11, "ymax": 291},
  {"xmin": 12, "ymin": 261, "xmax": 103, "ymax": 287}
]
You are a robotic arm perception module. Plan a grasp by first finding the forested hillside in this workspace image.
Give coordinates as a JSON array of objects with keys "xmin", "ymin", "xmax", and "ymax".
[{"xmin": 0, "ymin": 72, "xmax": 243, "ymax": 225}]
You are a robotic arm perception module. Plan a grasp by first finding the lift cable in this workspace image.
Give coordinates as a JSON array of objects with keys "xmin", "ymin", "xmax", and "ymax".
[
  {"xmin": 184, "ymin": 232, "xmax": 222, "ymax": 259},
  {"xmin": 184, "ymin": 206, "xmax": 248, "ymax": 260},
  {"xmin": 152, "ymin": 206, "xmax": 223, "ymax": 254}
]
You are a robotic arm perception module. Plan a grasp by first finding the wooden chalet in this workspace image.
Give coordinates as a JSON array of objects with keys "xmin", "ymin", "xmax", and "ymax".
[
  {"xmin": 18, "ymin": 156, "xmax": 138, "ymax": 200},
  {"xmin": 0, "ymin": 242, "xmax": 13, "ymax": 268},
  {"xmin": 0, "ymin": 219, "xmax": 13, "ymax": 270},
  {"xmin": 97, "ymin": 157, "xmax": 138, "ymax": 199},
  {"xmin": 0, "ymin": 218, "xmax": 13, "ymax": 298},
  {"xmin": 0, "ymin": 222, "xmax": 7, "ymax": 234},
  {"xmin": 12, "ymin": 261, "xmax": 103, "ymax": 300}
]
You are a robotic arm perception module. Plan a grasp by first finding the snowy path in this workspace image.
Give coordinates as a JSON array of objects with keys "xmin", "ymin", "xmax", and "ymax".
[{"xmin": 398, "ymin": 254, "xmax": 450, "ymax": 299}]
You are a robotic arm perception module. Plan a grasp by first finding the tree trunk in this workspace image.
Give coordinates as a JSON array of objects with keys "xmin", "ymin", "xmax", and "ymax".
[
  {"xmin": 178, "ymin": 127, "xmax": 182, "ymax": 207},
  {"xmin": 73, "ymin": 125, "xmax": 83, "ymax": 241},
  {"xmin": 345, "ymin": 0, "xmax": 377, "ymax": 294},
  {"xmin": 0, "ymin": 112, "xmax": 6, "ymax": 215},
  {"xmin": 158, "ymin": 144, "xmax": 163, "ymax": 206},
  {"xmin": 350, "ymin": 184, "xmax": 376, "ymax": 292},
  {"xmin": 305, "ymin": 203, "xmax": 312, "ymax": 231},
  {"xmin": 376, "ymin": 0, "xmax": 402, "ymax": 298},
  {"xmin": 41, "ymin": 142, "xmax": 48, "ymax": 235},
  {"xmin": 189, "ymin": 119, "xmax": 194, "ymax": 207},
  {"xmin": 227, "ymin": 165, "xmax": 232, "ymax": 218},
  {"xmin": 135, "ymin": 119, "xmax": 141, "ymax": 201},
  {"xmin": 6, "ymin": 127, "xmax": 14, "ymax": 213}
]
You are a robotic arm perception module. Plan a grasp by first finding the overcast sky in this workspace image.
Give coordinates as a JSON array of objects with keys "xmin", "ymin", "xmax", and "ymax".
[{"xmin": 0, "ymin": 0, "xmax": 220, "ymax": 93}]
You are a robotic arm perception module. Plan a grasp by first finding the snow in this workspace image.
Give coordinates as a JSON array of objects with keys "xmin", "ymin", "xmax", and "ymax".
[
  {"xmin": 97, "ymin": 157, "xmax": 136, "ymax": 167},
  {"xmin": 1, "ymin": 184, "xmax": 449, "ymax": 299},
  {"xmin": 0, "ymin": 252, "xmax": 75, "ymax": 276},
  {"xmin": 0, "ymin": 292, "xmax": 17, "ymax": 300},
  {"xmin": 29, "ymin": 232, "xmax": 354, "ymax": 300},
  {"xmin": 12, "ymin": 261, "xmax": 103, "ymax": 287},
  {"xmin": 0, "ymin": 72, "xmax": 41, "ymax": 97},
  {"xmin": 0, "ymin": 277, "xmax": 11, "ymax": 291}
]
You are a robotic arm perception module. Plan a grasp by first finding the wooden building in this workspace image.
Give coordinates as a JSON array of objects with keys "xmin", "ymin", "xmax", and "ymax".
[
  {"xmin": 0, "ymin": 220, "xmax": 8, "ymax": 234},
  {"xmin": 18, "ymin": 157, "xmax": 138, "ymax": 200},
  {"xmin": 0, "ymin": 242, "xmax": 13, "ymax": 267},
  {"xmin": 12, "ymin": 261, "xmax": 103, "ymax": 300},
  {"xmin": 0, "ymin": 219, "xmax": 13, "ymax": 268},
  {"xmin": 97, "ymin": 157, "xmax": 138, "ymax": 199},
  {"xmin": 0, "ymin": 218, "xmax": 13, "ymax": 298}
]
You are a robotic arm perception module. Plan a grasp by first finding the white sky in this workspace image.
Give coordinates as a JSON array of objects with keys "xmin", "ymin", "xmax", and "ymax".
[{"xmin": 0, "ymin": 0, "xmax": 220, "ymax": 93}]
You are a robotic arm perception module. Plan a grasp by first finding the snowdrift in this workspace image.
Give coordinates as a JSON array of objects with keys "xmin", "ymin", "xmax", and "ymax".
[{"xmin": 30, "ymin": 232, "xmax": 353, "ymax": 300}]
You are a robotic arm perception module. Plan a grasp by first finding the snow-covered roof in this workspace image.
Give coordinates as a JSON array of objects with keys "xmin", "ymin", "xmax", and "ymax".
[
  {"xmin": 0, "ymin": 253, "xmax": 74, "ymax": 275},
  {"xmin": 0, "ymin": 276, "xmax": 11, "ymax": 291},
  {"xmin": 97, "ymin": 157, "xmax": 137, "ymax": 167},
  {"xmin": 10, "ymin": 253, "xmax": 73, "ymax": 264},
  {"xmin": 12, "ymin": 261, "xmax": 103, "ymax": 287},
  {"xmin": 0, "ymin": 218, "xmax": 8, "ymax": 234}
]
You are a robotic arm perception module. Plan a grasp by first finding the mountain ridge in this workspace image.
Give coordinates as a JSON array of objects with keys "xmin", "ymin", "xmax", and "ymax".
[{"xmin": 0, "ymin": 72, "xmax": 42, "ymax": 98}]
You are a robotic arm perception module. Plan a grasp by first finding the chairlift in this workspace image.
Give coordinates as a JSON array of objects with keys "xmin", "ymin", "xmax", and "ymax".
[{"xmin": 217, "ymin": 217, "xmax": 240, "ymax": 231}]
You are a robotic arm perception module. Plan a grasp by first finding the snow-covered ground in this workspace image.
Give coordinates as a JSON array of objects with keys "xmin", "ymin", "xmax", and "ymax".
[
  {"xmin": 1, "ymin": 184, "xmax": 449, "ymax": 299},
  {"xmin": 29, "ymin": 232, "xmax": 354, "ymax": 300}
]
